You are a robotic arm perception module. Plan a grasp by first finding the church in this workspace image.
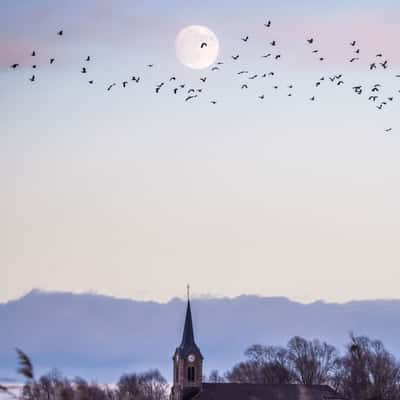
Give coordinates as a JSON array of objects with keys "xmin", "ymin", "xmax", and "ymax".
[{"xmin": 171, "ymin": 296, "xmax": 345, "ymax": 400}]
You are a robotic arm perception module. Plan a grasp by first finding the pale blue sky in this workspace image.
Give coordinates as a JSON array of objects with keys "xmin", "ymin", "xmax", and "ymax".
[{"xmin": 1, "ymin": 0, "xmax": 400, "ymax": 303}]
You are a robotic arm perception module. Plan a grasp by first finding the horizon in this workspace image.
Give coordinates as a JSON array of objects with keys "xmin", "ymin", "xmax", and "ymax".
[{"xmin": 4, "ymin": 288, "xmax": 400, "ymax": 306}]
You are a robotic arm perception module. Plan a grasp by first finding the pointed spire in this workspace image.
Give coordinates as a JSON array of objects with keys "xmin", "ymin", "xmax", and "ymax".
[
  {"xmin": 181, "ymin": 296, "xmax": 195, "ymax": 348},
  {"xmin": 178, "ymin": 285, "xmax": 202, "ymax": 358}
]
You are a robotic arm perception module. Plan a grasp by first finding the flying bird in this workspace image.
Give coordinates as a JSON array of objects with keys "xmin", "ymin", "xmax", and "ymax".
[
  {"xmin": 350, "ymin": 40, "xmax": 356, "ymax": 46},
  {"xmin": 81, "ymin": 67, "xmax": 87, "ymax": 73},
  {"xmin": 58, "ymin": 30, "xmax": 63, "ymax": 36},
  {"xmin": 200, "ymin": 42, "xmax": 208, "ymax": 48},
  {"xmin": 200, "ymin": 77, "xmax": 207, "ymax": 82},
  {"xmin": 88, "ymin": 80, "xmax": 94, "ymax": 84},
  {"xmin": 29, "ymin": 75, "xmax": 35, "ymax": 82},
  {"xmin": 258, "ymin": 95, "xmax": 265, "ymax": 100},
  {"xmin": 122, "ymin": 81, "xmax": 128, "ymax": 88},
  {"xmin": 11, "ymin": 64, "xmax": 19, "ymax": 69},
  {"xmin": 237, "ymin": 71, "xmax": 248, "ymax": 75},
  {"xmin": 31, "ymin": 51, "xmax": 36, "ymax": 57},
  {"xmin": 185, "ymin": 95, "xmax": 197, "ymax": 102},
  {"xmin": 270, "ymin": 40, "xmax": 276, "ymax": 46},
  {"xmin": 107, "ymin": 83, "xmax": 116, "ymax": 91},
  {"xmin": 232, "ymin": 55, "xmax": 240, "ymax": 60},
  {"xmin": 50, "ymin": 58, "xmax": 55, "ymax": 64},
  {"xmin": 264, "ymin": 20, "xmax": 271, "ymax": 27},
  {"xmin": 249, "ymin": 74, "xmax": 258, "ymax": 80},
  {"xmin": 132, "ymin": 76, "xmax": 140, "ymax": 83},
  {"xmin": 241, "ymin": 36, "xmax": 249, "ymax": 42},
  {"xmin": 211, "ymin": 66, "xmax": 220, "ymax": 71},
  {"xmin": 307, "ymin": 38, "xmax": 314, "ymax": 44},
  {"xmin": 210, "ymin": 100, "xmax": 217, "ymax": 104},
  {"xmin": 86, "ymin": 56, "xmax": 91, "ymax": 62},
  {"xmin": 241, "ymin": 84, "xmax": 248, "ymax": 89}
]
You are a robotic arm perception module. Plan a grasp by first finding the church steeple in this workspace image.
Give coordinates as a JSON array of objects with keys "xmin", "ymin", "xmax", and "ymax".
[
  {"xmin": 171, "ymin": 287, "xmax": 203, "ymax": 400},
  {"xmin": 178, "ymin": 287, "xmax": 203, "ymax": 359}
]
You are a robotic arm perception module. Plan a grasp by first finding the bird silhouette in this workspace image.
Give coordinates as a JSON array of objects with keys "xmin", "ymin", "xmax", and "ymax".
[
  {"xmin": 173, "ymin": 88, "xmax": 178, "ymax": 94},
  {"xmin": 241, "ymin": 84, "xmax": 248, "ymax": 89},
  {"xmin": 376, "ymin": 53, "xmax": 383, "ymax": 58},
  {"xmin": 238, "ymin": 71, "xmax": 248, "ymax": 75},
  {"xmin": 50, "ymin": 58, "xmax": 55, "ymax": 64},
  {"xmin": 385, "ymin": 128, "xmax": 393, "ymax": 133},
  {"xmin": 307, "ymin": 38, "xmax": 314, "ymax": 44},
  {"xmin": 210, "ymin": 100, "xmax": 217, "ymax": 104},
  {"xmin": 132, "ymin": 76, "xmax": 140, "ymax": 83},
  {"xmin": 81, "ymin": 67, "xmax": 87, "ymax": 73},
  {"xmin": 122, "ymin": 81, "xmax": 128, "ymax": 88},
  {"xmin": 11, "ymin": 64, "xmax": 19, "ymax": 69},
  {"xmin": 380, "ymin": 60, "xmax": 388, "ymax": 69},
  {"xmin": 32, "ymin": 65, "xmax": 37, "ymax": 69},
  {"xmin": 86, "ymin": 56, "xmax": 91, "ymax": 62},
  {"xmin": 262, "ymin": 53, "xmax": 272, "ymax": 58},
  {"xmin": 350, "ymin": 58, "xmax": 359, "ymax": 63},
  {"xmin": 232, "ymin": 55, "xmax": 240, "ymax": 60},
  {"xmin": 211, "ymin": 66, "xmax": 220, "ymax": 71},
  {"xmin": 241, "ymin": 36, "xmax": 249, "ymax": 42},
  {"xmin": 264, "ymin": 20, "xmax": 271, "ymax": 28},
  {"xmin": 147, "ymin": 64, "xmax": 154, "ymax": 68},
  {"xmin": 270, "ymin": 40, "xmax": 276, "ymax": 46},
  {"xmin": 88, "ymin": 80, "xmax": 94, "ymax": 84},
  {"xmin": 200, "ymin": 77, "xmax": 207, "ymax": 83},
  {"xmin": 310, "ymin": 96, "xmax": 316, "ymax": 101},
  {"xmin": 185, "ymin": 95, "xmax": 197, "ymax": 102},
  {"xmin": 369, "ymin": 96, "xmax": 378, "ymax": 102},
  {"xmin": 31, "ymin": 51, "xmax": 36, "ymax": 57},
  {"xmin": 58, "ymin": 30, "xmax": 63, "ymax": 36},
  {"xmin": 350, "ymin": 41, "xmax": 356, "ymax": 46},
  {"xmin": 29, "ymin": 75, "xmax": 35, "ymax": 82},
  {"xmin": 169, "ymin": 77, "xmax": 176, "ymax": 81},
  {"xmin": 249, "ymin": 74, "xmax": 258, "ymax": 80},
  {"xmin": 275, "ymin": 54, "xmax": 281, "ymax": 60},
  {"xmin": 370, "ymin": 63, "xmax": 377, "ymax": 70},
  {"xmin": 200, "ymin": 42, "xmax": 208, "ymax": 48},
  {"xmin": 107, "ymin": 83, "xmax": 116, "ymax": 91},
  {"xmin": 258, "ymin": 95, "xmax": 265, "ymax": 100}
]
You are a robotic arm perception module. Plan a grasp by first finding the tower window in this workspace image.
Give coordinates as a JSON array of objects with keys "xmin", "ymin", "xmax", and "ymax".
[{"xmin": 187, "ymin": 366, "xmax": 195, "ymax": 382}]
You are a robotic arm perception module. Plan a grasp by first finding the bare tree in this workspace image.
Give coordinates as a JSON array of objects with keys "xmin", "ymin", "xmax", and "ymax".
[{"xmin": 287, "ymin": 336, "xmax": 340, "ymax": 386}]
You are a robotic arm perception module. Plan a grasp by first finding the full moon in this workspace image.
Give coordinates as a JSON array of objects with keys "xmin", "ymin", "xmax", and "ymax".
[{"xmin": 176, "ymin": 25, "xmax": 219, "ymax": 69}]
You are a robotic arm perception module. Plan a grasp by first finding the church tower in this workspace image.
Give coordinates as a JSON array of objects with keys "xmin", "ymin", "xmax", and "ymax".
[{"xmin": 171, "ymin": 288, "xmax": 203, "ymax": 400}]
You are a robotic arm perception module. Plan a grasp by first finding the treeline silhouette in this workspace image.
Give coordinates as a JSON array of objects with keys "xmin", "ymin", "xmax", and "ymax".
[
  {"xmin": 210, "ymin": 334, "xmax": 400, "ymax": 400},
  {"xmin": 1, "ymin": 334, "xmax": 400, "ymax": 400}
]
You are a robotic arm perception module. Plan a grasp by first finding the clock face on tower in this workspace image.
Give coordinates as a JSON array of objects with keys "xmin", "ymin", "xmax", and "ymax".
[{"xmin": 188, "ymin": 354, "xmax": 196, "ymax": 362}]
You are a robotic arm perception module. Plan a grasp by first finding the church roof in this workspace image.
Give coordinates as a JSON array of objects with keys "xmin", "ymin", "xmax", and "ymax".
[
  {"xmin": 176, "ymin": 300, "xmax": 203, "ymax": 359},
  {"xmin": 192, "ymin": 383, "xmax": 345, "ymax": 400}
]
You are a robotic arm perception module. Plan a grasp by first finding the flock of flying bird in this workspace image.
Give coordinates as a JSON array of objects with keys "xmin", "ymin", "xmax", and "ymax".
[{"xmin": 8, "ymin": 22, "xmax": 399, "ymax": 134}]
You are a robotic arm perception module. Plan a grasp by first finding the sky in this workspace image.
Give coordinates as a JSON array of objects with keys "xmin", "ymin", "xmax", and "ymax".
[{"xmin": 1, "ymin": 0, "xmax": 400, "ymax": 304}]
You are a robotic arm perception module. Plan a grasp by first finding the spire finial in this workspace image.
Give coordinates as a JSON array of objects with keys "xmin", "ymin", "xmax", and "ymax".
[{"xmin": 187, "ymin": 284, "xmax": 190, "ymax": 301}]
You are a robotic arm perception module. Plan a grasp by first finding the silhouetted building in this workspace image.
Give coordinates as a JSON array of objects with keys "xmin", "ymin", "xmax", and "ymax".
[{"xmin": 171, "ymin": 295, "xmax": 344, "ymax": 400}]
